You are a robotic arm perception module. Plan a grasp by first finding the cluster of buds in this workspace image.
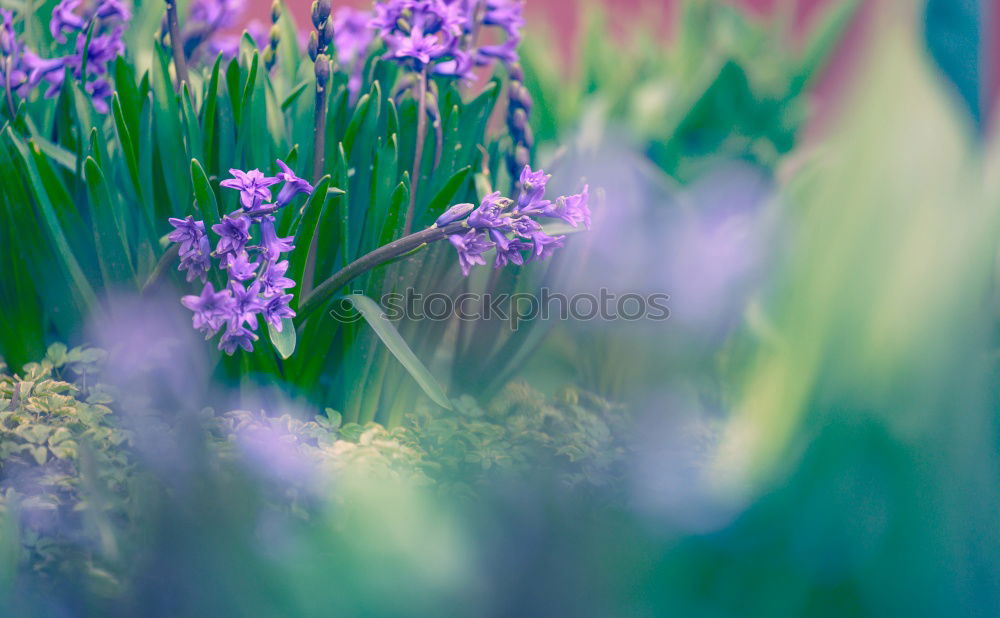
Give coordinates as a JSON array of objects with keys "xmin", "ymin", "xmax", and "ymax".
[
  {"xmin": 308, "ymin": 0, "xmax": 334, "ymax": 89},
  {"xmin": 262, "ymin": 0, "xmax": 281, "ymax": 72},
  {"xmin": 505, "ymin": 62, "xmax": 534, "ymax": 182}
]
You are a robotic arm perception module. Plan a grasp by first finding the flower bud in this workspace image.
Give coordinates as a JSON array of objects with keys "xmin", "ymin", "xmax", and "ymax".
[
  {"xmin": 311, "ymin": 0, "xmax": 331, "ymax": 29},
  {"xmin": 307, "ymin": 31, "xmax": 319, "ymax": 62},
  {"xmin": 271, "ymin": 0, "xmax": 282, "ymax": 23},
  {"xmin": 269, "ymin": 24, "xmax": 281, "ymax": 48},
  {"xmin": 314, "ymin": 54, "xmax": 331, "ymax": 87},
  {"xmin": 435, "ymin": 203, "xmax": 475, "ymax": 227}
]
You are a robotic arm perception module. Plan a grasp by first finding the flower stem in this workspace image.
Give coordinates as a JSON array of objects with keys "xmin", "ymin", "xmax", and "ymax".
[
  {"xmin": 312, "ymin": 57, "xmax": 329, "ymax": 183},
  {"xmin": 165, "ymin": 0, "xmax": 190, "ymax": 89},
  {"xmin": 296, "ymin": 221, "xmax": 468, "ymax": 321},
  {"xmin": 404, "ymin": 68, "xmax": 429, "ymax": 235}
]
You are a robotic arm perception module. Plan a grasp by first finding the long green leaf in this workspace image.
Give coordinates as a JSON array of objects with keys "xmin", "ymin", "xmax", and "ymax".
[{"xmin": 344, "ymin": 293, "xmax": 452, "ymax": 410}]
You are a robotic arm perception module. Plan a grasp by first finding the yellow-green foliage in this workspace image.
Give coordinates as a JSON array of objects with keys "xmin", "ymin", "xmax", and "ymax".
[{"xmin": 0, "ymin": 344, "xmax": 130, "ymax": 584}]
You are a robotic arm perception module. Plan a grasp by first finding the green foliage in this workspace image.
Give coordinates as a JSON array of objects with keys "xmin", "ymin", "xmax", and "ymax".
[
  {"xmin": 523, "ymin": 0, "xmax": 858, "ymax": 181},
  {"xmin": 0, "ymin": 344, "xmax": 130, "ymax": 589}
]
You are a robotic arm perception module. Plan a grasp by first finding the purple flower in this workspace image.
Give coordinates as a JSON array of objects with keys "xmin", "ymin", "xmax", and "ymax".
[
  {"xmin": 546, "ymin": 185, "xmax": 591, "ymax": 229},
  {"xmin": 448, "ymin": 229, "xmax": 493, "ymax": 276},
  {"xmin": 258, "ymin": 217, "xmax": 294, "ymax": 260},
  {"xmin": 212, "ymin": 213, "xmax": 252, "ymax": 259},
  {"xmin": 273, "ymin": 160, "xmax": 314, "ymax": 208},
  {"xmin": 168, "ymin": 216, "xmax": 207, "ymax": 255},
  {"xmin": 525, "ymin": 229, "xmax": 564, "ymax": 262},
  {"xmin": 95, "ymin": 0, "xmax": 130, "ymax": 21},
  {"xmin": 220, "ymin": 169, "xmax": 279, "ymax": 210},
  {"xmin": 190, "ymin": 0, "xmax": 241, "ymax": 28},
  {"xmin": 219, "ymin": 323, "xmax": 257, "ymax": 355},
  {"xmin": 467, "ymin": 192, "xmax": 511, "ymax": 229},
  {"xmin": 508, "ymin": 215, "xmax": 540, "ymax": 238},
  {"xmin": 259, "ymin": 260, "xmax": 295, "ymax": 296},
  {"xmin": 78, "ymin": 27, "xmax": 125, "ymax": 70},
  {"xmin": 435, "ymin": 202, "xmax": 474, "ymax": 227},
  {"xmin": 178, "ymin": 236, "xmax": 212, "ymax": 282},
  {"xmin": 226, "ymin": 252, "xmax": 260, "ymax": 281},
  {"xmin": 228, "ymin": 280, "xmax": 266, "ymax": 330},
  {"xmin": 181, "ymin": 282, "xmax": 234, "ymax": 334},
  {"xmin": 376, "ymin": 0, "xmax": 466, "ymax": 73},
  {"xmin": 493, "ymin": 236, "xmax": 530, "ymax": 268},
  {"xmin": 515, "ymin": 165, "xmax": 550, "ymax": 213},
  {"xmin": 483, "ymin": 0, "xmax": 524, "ymax": 31},
  {"xmin": 334, "ymin": 7, "xmax": 374, "ymax": 66},
  {"xmin": 263, "ymin": 293, "xmax": 296, "ymax": 330},
  {"xmin": 21, "ymin": 0, "xmax": 128, "ymax": 110},
  {"xmin": 386, "ymin": 25, "xmax": 450, "ymax": 68},
  {"xmin": 50, "ymin": 0, "xmax": 86, "ymax": 44}
]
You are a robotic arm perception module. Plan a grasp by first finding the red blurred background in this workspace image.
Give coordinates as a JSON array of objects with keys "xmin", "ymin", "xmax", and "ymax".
[{"xmin": 245, "ymin": 0, "xmax": 998, "ymax": 128}]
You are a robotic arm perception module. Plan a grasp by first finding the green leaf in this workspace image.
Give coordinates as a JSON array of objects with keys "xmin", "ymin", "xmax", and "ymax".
[
  {"xmin": 30, "ymin": 134, "xmax": 77, "ymax": 172},
  {"xmin": 425, "ymin": 165, "xmax": 471, "ymax": 216},
  {"xmin": 289, "ymin": 176, "xmax": 332, "ymax": 303},
  {"xmin": 344, "ymin": 294, "xmax": 452, "ymax": 410},
  {"xmin": 190, "ymin": 158, "xmax": 221, "ymax": 230},
  {"xmin": 268, "ymin": 318, "xmax": 297, "ymax": 359},
  {"xmin": 84, "ymin": 156, "xmax": 135, "ymax": 285},
  {"xmin": 281, "ymin": 80, "xmax": 310, "ymax": 111},
  {"xmin": 111, "ymin": 93, "xmax": 141, "ymax": 200},
  {"xmin": 5, "ymin": 129, "xmax": 98, "ymax": 311}
]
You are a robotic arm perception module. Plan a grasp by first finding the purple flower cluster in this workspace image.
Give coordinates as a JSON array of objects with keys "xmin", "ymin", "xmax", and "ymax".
[
  {"xmin": 0, "ymin": 10, "xmax": 28, "ymax": 96},
  {"xmin": 333, "ymin": 7, "xmax": 375, "ymax": 99},
  {"xmin": 4, "ymin": 0, "xmax": 130, "ymax": 113},
  {"xmin": 180, "ymin": 0, "xmax": 267, "ymax": 61},
  {"xmin": 168, "ymin": 160, "xmax": 314, "ymax": 355},
  {"xmin": 436, "ymin": 165, "xmax": 590, "ymax": 275},
  {"xmin": 372, "ymin": 0, "xmax": 523, "ymax": 78}
]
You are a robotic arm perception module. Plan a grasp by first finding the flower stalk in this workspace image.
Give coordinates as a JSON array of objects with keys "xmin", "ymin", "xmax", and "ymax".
[
  {"xmin": 165, "ymin": 0, "xmax": 190, "ymax": 88},
  {"xmin": 297, "ymin": 220, "xmax": 469, "ymax": 321},
  {"xmin": 310, "ymin": 0, "xmax": 333, "ymax": 182}
]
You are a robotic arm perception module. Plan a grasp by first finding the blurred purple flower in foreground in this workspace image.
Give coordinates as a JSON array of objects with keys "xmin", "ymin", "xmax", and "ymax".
[{"xmin": 168, "ymin": 160, "xmax": 315, "ymax": 354}]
